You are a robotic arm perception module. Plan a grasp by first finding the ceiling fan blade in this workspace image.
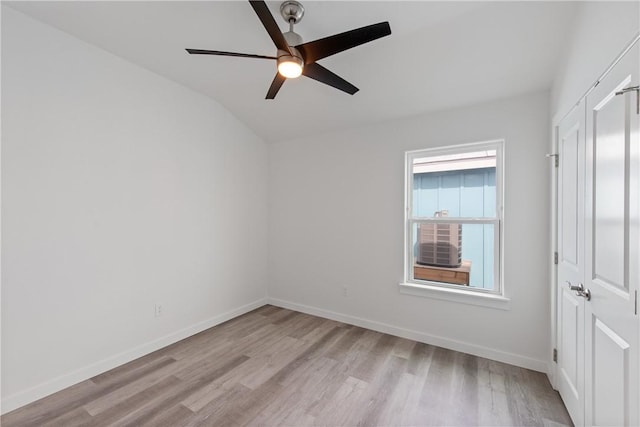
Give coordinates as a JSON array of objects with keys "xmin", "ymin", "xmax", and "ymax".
[
  {"xmin": 266, "ymin": 73, "xmax": 286, "ymax": 99},
  {"xmin": 302, "ymin": 63, "xmax": 359, "ymax": 95},
  {"xmin": 296, "ymin": 22, "xmax": 391, "ymax": 64},
  {"xmin": 249, "ymin": 1, "xmax": 292, "ymax": 55},
  {"xmin": 186, "ymin": 49, "xmax": 276, "ymax": 60}
]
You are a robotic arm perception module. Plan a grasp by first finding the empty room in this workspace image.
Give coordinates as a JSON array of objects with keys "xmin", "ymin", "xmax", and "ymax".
[{"xmin": 1, "ymin": 1, "xmax": 639, "ymax": 426}]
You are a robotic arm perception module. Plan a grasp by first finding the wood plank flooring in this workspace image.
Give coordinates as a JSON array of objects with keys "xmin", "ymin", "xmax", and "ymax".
[{"xmin": 1, "ymin": 305, "xmax": 573, "ymax": 426}]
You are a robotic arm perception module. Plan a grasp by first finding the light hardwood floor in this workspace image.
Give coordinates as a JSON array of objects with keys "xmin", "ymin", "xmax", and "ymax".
[{"xmin": 2, "ymin": 305, "xmax": 573, "ymax": 426}]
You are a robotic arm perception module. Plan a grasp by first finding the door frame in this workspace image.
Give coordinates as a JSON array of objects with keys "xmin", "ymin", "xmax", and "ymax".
[{"xmin": 549, "ymin": 122, "xmax": 559, "ymax": 389}]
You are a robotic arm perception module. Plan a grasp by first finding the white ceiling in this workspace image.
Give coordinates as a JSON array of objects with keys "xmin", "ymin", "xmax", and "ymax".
[{"xmin": 6, "ymin": 1, "xmax": 579, "ymax": 142}]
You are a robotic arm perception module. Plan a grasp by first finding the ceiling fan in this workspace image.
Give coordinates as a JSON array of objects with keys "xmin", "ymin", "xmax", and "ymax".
[{"xmin": 186, "ymin": 0, "xmax": 391, "ymax": 99}]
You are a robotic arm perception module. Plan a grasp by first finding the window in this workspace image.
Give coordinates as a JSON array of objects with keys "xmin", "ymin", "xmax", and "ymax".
[{"xmin": 403, "ymin": 140, "xmax": 504, "ymax": 300}]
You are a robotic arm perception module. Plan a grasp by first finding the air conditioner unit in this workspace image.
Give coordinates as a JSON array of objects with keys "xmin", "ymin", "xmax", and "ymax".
[{"xmin": 417, "ymin": 223, "xmax": 462, "ymax": 268}]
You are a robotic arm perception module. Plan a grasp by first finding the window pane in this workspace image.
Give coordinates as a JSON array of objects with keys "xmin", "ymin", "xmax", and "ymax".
[
  {"xmin": 412, "ymin": 222, "xmax": 495, "ymax": 290},
  {"xmin": 461, "ymin": 223, "xmax": 494, "ymax": 289},
  {"xmin": 412, "ymin": 151, "xmax": 496, "ymax": 218}
]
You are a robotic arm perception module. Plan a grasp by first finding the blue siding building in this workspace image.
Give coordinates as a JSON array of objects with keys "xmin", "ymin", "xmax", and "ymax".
[{"xmin": 413, "ymin": 167, "xmax": 496, "ymax": 289}]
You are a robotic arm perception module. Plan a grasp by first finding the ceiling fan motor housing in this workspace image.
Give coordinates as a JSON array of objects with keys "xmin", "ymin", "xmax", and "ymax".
[{"xmin": 283, "ymin": 30, "xmax": 303, "ymax": 47}]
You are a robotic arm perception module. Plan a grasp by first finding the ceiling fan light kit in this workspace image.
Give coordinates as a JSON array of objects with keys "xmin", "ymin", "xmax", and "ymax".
[
  {"xmin": 186, "ymin": 0, "xmax": 391, "ymax": 99},
  {"xmin": 277, "ymin": 52, "xmax": 303, "ymax": 78}
]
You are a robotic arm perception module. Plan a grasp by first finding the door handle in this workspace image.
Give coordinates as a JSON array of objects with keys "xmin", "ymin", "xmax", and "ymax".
[
  {"xmin": 615, "ymin": 85, "xmax": 639, "ymax": 114},
  {"xmin": 566, "ymin": 281, "xmax": 591, "ymax": 301},
  {"xmin": 567, "ymin": 281, "xmax": 582, "ymax": 291}
]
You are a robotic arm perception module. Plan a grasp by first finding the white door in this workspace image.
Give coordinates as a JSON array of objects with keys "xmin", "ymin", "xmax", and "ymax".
[
  {"xmin": 556, "ymin": 99, "xmax": 586, "ymax": 427},
  {"xmin": 584, "ymin": 41, "xmax": 639, "ymax": 426}
]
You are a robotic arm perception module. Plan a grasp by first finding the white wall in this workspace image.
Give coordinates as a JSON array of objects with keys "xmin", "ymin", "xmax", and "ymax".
[
  {"xmin": 268, "ymin": 91, "xmax": 551, "ymax": 371},
  {"xmin": 551, "ymin": 1, "xmax": 639, "ymax": 120},
  {"xmin": 1, "ymin": 7, "xmax": 268, "ymax": 412}
]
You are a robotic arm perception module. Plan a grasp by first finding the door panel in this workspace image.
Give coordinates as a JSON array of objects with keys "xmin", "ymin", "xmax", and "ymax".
[
  {"xmin": 561, "ymin": 123, "xmax": 580, "ymax": 266},
  {"xmin": 593, "ymin": 90, "xmax": 627, "ymax": 290},
  {"xmin": 585, "ymin": 41, "xmax": 639, "ymax": 427},
  {"xmin": 592, "ymin": 318, "xmax": 630, "ymax": 426},
  {"xmin": 556, "ymin": 101, "xmax": 585, "ymax": 426},
  {"xmin": 561, "ymin": 292, "xmax": 579, "ymax": 393}
]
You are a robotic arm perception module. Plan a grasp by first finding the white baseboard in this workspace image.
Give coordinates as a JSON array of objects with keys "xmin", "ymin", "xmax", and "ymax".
[
  {"xmin": 267, "ymin": 297, "xmax": 548, "ymax": 373},
  {"xmin": 1, "ymin": 298, "xmax": 268, "ymax": 414}
]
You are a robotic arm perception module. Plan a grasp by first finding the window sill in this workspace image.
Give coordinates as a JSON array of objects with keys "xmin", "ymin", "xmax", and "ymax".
[{"xmin": 398, "ymin": 282, "xmax": 511, "ymax": 310}]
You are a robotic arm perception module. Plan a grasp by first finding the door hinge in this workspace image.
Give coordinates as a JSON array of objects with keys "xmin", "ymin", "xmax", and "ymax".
[
  {"xmin": 554, "ymin": 252, "xmax": 558, "ymax": 265},
  {"xmin": 546, "ymin": 153, "xmax": 559, "ymax": 167},
  {"xmin": 553, "ymin": 348, "xmax": 558, "ymax": 363}
]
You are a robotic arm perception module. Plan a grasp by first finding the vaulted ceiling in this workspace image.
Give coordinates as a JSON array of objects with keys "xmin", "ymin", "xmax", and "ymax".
[{"xmin": 6, "ymin": 1, "xmax": 579, "ymax": 142}]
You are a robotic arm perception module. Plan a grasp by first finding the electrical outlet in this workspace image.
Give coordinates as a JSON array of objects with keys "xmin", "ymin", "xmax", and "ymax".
[
  {"xmin": 155, "ymin": 303, "xmax": 163, "ymax": 317},
  {"xmin": 342, "ymin": 286, "xmax": 349, "ymax": 297}
]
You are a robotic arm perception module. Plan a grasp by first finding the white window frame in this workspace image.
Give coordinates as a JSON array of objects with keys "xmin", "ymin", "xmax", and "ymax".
[{"xmin": 400, "ymin": 140, "xmax": 509, "ymax": 310}]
